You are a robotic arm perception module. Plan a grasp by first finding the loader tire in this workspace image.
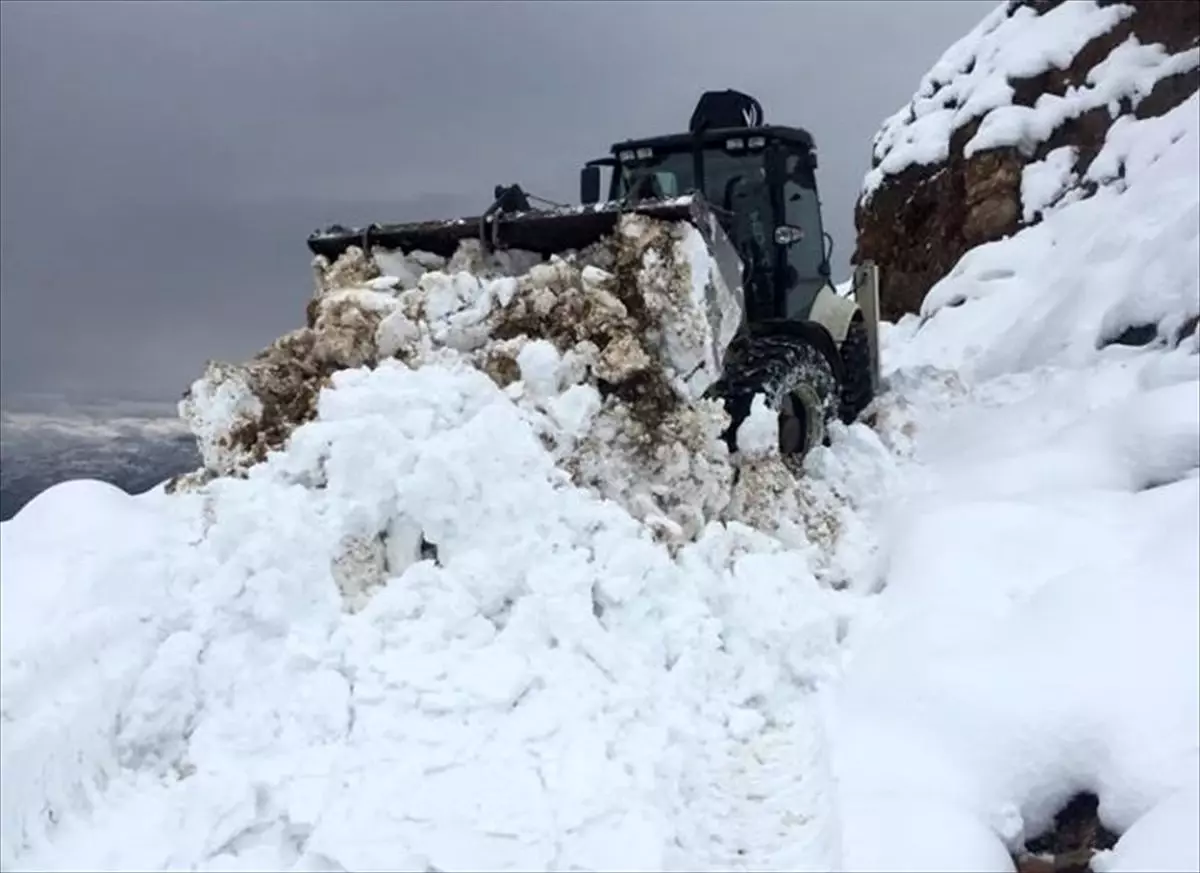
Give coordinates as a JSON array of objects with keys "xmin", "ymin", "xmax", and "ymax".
[
  {"xmin": 707, "ymin": 333, "xmax": 839, "ymax": 459},
  {"xmin": 838, "ymin": 313, "xmax": 874, "ymax": 424}
]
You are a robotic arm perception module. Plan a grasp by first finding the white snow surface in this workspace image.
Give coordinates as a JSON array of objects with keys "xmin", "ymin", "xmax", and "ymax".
[
  {"xmin": 734, "ymin": 395, "xmax": 780, "ymax": 460},
  {"xmin": 1093, "ymin": 780, "xmax": 1200, "ymax": 873},
  {"xmin": 861, "ymin": 0, "xmax": 1200, "ymax": 201},
  {"xmin": 3, "ymin": 88, "xmax": 1199, "ymax": 873},
  {"xmin": 1019, "ymin": 145, "xmax": 1079, "ymax": 223}
]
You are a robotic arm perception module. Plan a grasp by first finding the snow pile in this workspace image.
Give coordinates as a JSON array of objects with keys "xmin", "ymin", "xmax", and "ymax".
[
  {"xmin": 180, "ymin": 212, "xmax": 751, "ymax": 543},
  {"xmin": 0, "ymin": 354, "xmax": 878, "ymax": 872},
  {"xmin": 862, "ymin": 0, "xmax": 1199, "ymax": 201},
  {"xmin": 1, "ymin": 209, "xmax": 891, "ymax": 871}
]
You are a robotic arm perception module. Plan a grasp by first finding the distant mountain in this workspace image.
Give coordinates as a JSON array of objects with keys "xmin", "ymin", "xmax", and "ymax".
[{"xmin": 0, "ymin": 404, "xmax": 201, "ymax": 521}]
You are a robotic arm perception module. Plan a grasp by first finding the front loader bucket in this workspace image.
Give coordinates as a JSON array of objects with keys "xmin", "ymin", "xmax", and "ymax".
[
  {"xmin": 307, "ymin": 191, "xmax": 747, "ymax": 400},
  {"xmin": 306, "ymin": 194, "xmax": 745, "ymax": 305}
]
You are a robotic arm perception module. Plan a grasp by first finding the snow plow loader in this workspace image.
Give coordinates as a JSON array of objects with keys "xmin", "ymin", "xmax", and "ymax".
[{"xmin": 307, "ymin": 89, "xmax": 881, "ymax": 459}]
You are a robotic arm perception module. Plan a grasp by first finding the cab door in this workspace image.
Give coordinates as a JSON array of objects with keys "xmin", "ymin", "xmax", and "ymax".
[
  {"xmin": 702, "ymin": 147, "xmax": 775, "ymax": 321},
  {"xmin": 773, "ymin": 146, "xmax": 831, "ymax": 321}
]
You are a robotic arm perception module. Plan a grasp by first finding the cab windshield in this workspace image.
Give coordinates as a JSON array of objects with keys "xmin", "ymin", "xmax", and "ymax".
[{"xmin": 613, "ymin": 147, "xmax": 767, "ymax": 213}]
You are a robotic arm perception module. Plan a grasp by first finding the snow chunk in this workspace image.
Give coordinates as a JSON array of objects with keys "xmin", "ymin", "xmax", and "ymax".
[
  {"xmin": 179, "ymin": 364, "xmax": 263, "ymax": 475},
  {"xmin": 735, "ymin": 394, "xmax": 778, "ymax": 458},
  {"xmin": 515, "ymin": 339, "xmax": 561, "ymax": 399},
  {"xmin": 1021, "ymin": 145, "xmax": 1078, "ymax": 222}
]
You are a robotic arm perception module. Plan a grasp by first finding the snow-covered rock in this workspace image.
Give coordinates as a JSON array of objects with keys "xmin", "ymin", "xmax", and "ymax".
[{"xmin": 855, "ymin": 0, "xmax": 1199, "ymax": 320}]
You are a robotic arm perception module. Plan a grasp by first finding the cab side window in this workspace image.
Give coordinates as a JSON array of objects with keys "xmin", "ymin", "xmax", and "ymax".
[{"xmin": 782, "ymin": 152, "xmax": 827, "ymax": 282}]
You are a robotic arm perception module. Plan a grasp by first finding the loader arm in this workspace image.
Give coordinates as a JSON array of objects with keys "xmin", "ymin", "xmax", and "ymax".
[{"xmin": 310, "ymin": 193, "xmax": 720, "ymax": 263}]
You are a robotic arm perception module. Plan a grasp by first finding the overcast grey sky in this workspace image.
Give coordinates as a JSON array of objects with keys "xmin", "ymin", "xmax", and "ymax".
[{"xmin": 0, "ymin": 0, "xmax": 997, "ymax": 406}]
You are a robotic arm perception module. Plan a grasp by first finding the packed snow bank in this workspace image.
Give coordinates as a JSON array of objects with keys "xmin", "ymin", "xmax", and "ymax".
[
  {"xmin": 831, "ymin": 83, "xmax": 1200, "ymax": 871},
  {"xmin": 834, "ymin": 379, "xmax": 1200, "ymax": 869}
]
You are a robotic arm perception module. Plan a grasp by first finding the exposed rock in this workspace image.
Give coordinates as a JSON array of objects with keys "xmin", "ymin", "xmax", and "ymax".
[
  {"xmin": 962, "ymin": 148, "xmax": 1023, "ymax": 243},
  {"xmin": 855, "ymin": 0, "xmax": 1200, "ymax": 322},
  {"xmin": 1013, "ymin": 792, "xmax": 1118, "ymax": 873}
]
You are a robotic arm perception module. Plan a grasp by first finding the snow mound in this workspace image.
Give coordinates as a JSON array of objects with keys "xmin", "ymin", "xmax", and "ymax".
[
  {"xmin": 179, "ymin": 213, "xmax": 756, "ymax": 543},
  {"xmin": 0, "ymin": 358, "xmax": 882, "ymax": 872},
  {"xmin": 0, "ymin": 209, "xmax": 893, "ymax": 870}
]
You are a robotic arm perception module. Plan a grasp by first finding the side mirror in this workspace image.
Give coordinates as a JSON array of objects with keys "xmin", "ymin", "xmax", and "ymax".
[
  {"xmin": 823, "ymin": 230, "xmax": 835, "ymax": 263},
  {"xmin": 580, "ymin": 166, "xmax": 601, "ymax": 204}
]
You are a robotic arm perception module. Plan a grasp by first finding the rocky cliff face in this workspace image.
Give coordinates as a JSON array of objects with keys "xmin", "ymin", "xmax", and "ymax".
[{"xmin": 854, "ymin": 0, "xmax": 1199, "ymax": 323}]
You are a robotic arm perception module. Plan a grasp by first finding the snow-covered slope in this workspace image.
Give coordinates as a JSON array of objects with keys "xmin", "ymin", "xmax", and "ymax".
[
  {"xmin": 2, "ymin": 63, "xmax": 1198, "ymax": 873},
  {"xmin": 832, "ymin": 91, "xmax": 1200, "ymax": 871}
]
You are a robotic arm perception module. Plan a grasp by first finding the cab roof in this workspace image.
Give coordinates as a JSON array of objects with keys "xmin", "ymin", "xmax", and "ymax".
[{"xmin": 610, "ymin": 124, "xmax": 815, "ymax": 156}]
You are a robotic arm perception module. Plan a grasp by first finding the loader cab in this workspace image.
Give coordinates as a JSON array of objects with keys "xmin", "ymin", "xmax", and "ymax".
[{"xmin": 581, "ymin": 126, "xmax": 833, "ymax": 326}]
